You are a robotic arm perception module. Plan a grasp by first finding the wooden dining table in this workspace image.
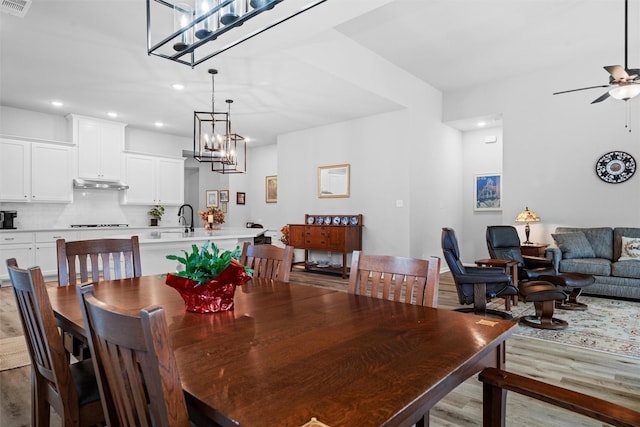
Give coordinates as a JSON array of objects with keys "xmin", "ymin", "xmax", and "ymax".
[{"xmin": 48, "ymin": 275, "xmax": 517, "ymax": 427}]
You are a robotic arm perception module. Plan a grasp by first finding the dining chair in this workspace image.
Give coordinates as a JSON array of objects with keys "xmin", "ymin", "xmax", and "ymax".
[
  {"xmin": 56, "ymin": 236, "xmax": 142, "ymax": 359},
  {"xmin": 5, "ymin": 258, "xmax": 104, "ymax": 427},
  {"xmin": 240, "ymin": 242, "xmax": 294, "ymax": 282},
  {"xmin": 77, "ymin": 282, "xmax": 191, "ymax": 427},
  {"xmin": 479, "ymin": 367, "xmax": 640, "ymax": 426},
  {"xmin": 347, "ymin": 250, "xmax": 441, "ymax": 308},
  {"xmin": 56, "ymin": 236, "xmax": 142, "ymax": 286}
]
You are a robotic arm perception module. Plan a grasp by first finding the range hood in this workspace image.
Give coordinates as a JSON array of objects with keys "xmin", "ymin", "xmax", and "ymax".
[{"xmin": 73, "ymin": 178, "xmax": 129, "ymax": 190}]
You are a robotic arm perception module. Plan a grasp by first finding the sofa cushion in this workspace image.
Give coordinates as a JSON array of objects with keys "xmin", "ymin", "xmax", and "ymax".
[
  {"xmin": 613, "ymin": 228, "xmax": 640, "ymax": 260},
  {"xmin": 552, "ymin": 231, "xmax": 596, "ymax": 259},
  {"xmin": 555, "ymin": 227, "xmax": 613, "ymax": 260},
  {"xmin": 558, "ymin": 258, "xmax": 611, "ymax": 276},
  {"xmin": 619, "ymin": 236, "xmax": 640, "ymax": 261},
  {"xmin": 611, "ymin": 260, "xmax": 640, "ymax": 279}
]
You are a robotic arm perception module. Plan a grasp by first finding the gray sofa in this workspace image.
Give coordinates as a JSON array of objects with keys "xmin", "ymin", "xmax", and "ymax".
[{"xmin": 546, "ymin": 227, "xmax": 640, "ymax": 300}]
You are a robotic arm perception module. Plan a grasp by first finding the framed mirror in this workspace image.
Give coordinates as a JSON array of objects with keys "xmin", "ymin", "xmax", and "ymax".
[{"xmin": 318, "ymin": 164, "xmax": 350, "ymax": 198}]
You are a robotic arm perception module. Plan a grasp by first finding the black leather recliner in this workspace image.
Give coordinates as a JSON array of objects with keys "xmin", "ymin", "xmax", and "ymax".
[
  {"xmin": 441, "ymin": 227, "xmax": 518, "ymax": 319},
  {"xmin": 486, "ymin": 225, "xmax": 556, "ymax": 279},
  {"xmin": 486, "ymin": 225, "xmax": 595, "ymax": 310}
]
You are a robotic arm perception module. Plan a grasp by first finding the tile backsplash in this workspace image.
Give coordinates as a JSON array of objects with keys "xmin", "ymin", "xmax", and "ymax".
[{"xmin": 0, "ymin": 189, "xmax": 174, "ymax": 229}]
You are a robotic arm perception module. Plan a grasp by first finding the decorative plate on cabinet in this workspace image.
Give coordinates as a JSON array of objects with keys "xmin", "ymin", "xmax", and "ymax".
[
  {"xmin": 350, "ymin": 216, "xmax": 358, "ymax": 225},
  {"xmin": 595, "ymin": 151, "xmax": 636, "ymax": 183},
  {"xmin": 333, "ymin": 216, "xmax": 341, "ymax": 225},
  {"xmin": 341, "ymin": 216, "xmax": 349, "ymax": 225},
  {"xmin": 316, "ymin": 216, "xmax": 324, "ymax": 224},
  {"xmin": 324, "ymin": 216, "xmax": 332, "ymax": 225},
  {"xmin": 307, "ymin": 216, "xmax": 316, "ymax": 224}
]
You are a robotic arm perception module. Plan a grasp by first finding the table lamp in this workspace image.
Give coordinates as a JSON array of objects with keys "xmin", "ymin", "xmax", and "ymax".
[{"xmin": 515, "ymin": 206, "xmax": 540, "ymax": 245}]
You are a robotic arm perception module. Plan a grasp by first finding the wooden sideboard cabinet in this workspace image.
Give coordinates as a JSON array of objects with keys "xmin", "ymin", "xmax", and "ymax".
[{"xmin": 288, "ymin": 224, "xmax": 362, "ymax": 278}]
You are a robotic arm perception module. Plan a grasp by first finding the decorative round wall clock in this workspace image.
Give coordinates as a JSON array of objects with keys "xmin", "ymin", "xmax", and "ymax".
[{"xmin": 595, "ymin": 151, "xmax": 636, "ymax": 183}]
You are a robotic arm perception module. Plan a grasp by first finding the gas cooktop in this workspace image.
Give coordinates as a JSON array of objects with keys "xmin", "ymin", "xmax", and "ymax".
[{"xmin": 70, "ymin": 224, "xmax": 129, "ymax": 228}]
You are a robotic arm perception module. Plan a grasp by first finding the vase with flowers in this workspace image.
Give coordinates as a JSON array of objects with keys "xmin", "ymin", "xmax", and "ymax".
[
  {"xmin": 198, "ymin": 206, "xmax": 225, "ymax": 230},
  {"xmin": 165, "ymin": 241, "xmax": 252, "ymax": 313}
]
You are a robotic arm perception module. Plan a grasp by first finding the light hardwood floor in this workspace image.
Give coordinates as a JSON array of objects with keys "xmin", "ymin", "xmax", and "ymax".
[{"xmin": 1, "ymin": 270, "xmax": 638, "ymax": 426}]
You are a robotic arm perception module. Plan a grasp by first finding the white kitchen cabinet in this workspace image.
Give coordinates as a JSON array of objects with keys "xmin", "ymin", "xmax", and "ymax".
[
  {"xmin": 0, "ymin": 233, "xmax": 34, "ymax": 284},
  {"xmin": 34, "ymin": 231, "xmax": 79, "ymax": 279},
  {"xmin": 68, "ymin": 114, "xmax": 126, "ymax": 181},
  {"xmin": 0, "ymin": 139, "xmax": 30, "ymax": 201},
  {"xmin": 0, "ymin": 138, "xmax": 73, "ymax": 203},
  {"xmin": 122, "ymin": 153, "xmax": 184, "ymax": 206}
]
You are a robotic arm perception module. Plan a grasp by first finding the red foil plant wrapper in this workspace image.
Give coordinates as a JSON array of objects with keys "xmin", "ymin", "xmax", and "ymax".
[{"xmin": 165, "ymin": 242, "xmax": 252, "ymax": 313}]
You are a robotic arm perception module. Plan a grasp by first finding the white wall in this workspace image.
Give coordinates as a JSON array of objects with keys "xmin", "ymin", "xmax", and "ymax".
[
  {"xmin": 446, "ymin": 63, "xmax": 640, "ymax": 261},
  {"xmin": 460, "ymin": 127, "xmax": 503, "ymax": 262}
]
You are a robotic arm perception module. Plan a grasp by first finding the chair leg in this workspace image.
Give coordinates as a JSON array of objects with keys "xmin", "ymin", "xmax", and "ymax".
[
  {"xmin": 520, "ymin": 300, "xmax": 568, "ymax": 330},
  {"xmin": 34, "ymin": 374, "xmax": 50, "ymax": 427}
]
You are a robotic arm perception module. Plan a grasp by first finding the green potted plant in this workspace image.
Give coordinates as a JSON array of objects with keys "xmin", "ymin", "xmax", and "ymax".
[
  {"xmin": 148, "ymin": 205, "xmax": 165, "ymax": 226},
  {"xmin": 165, "ymin": 241, "xmax": 253, "ymax": 313}
]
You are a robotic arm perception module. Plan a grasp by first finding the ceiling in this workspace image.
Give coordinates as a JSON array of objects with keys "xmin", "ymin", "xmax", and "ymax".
[{"xmin": 1, "ymin": 0, "xmax": 638, "ymax": 145}]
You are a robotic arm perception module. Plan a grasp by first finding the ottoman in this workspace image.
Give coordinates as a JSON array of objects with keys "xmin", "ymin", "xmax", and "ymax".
[
  {"xmin": 518, "ymin": 281, "xmax": 568, "ymax": 330},
  {"xmin": 539, "ymin": 273, "xmax": 595, "ymax": 311}
]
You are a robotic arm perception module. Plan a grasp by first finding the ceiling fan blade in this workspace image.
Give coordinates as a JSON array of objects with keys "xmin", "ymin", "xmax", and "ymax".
[
  {"xmin": 591, "ymin": 91, "xmax": 611, "ymax": 104},
  {"xmin": 553, "ymin": 85, "xmax": 610, "ymax": 95},
  {"xmin": 604, "ymin": 65, "xmax": 629, "ymax": 82}
]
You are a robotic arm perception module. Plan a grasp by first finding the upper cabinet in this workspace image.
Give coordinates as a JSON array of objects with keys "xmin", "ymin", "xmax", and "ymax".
[
  {"xmin": 68, "ymin": 114, "xmax": 126, "ymax": 181},
  {"xmin": 121, "ymin": 152, "xmax": 184, "ymax": 206},
  {"xmin": 0, "ymin": 137, "xmax": 74, "ymax": 203}
]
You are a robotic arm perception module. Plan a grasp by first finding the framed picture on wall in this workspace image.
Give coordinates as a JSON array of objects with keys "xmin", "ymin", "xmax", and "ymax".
[
  {"xmin": 474, "ymin": 174, "xmax": 502, "ymax": 211},
  {"xmin": 266, "ymin": 176, "xmax": 277, "ymax": 203},
  {"xmin": 206, "ymin": 190, "xmax": 219, "ymax": 208},
  {"xmin": 237, "ymin": 192, "xmax": 246, "ymax": 205},
  {"xmin": 219, "ymin": 190, "xmax": 229, "ymax": 203},
  {"xmin": 220, "ymin": 202, "xmax": 227, "ymax": 213}
]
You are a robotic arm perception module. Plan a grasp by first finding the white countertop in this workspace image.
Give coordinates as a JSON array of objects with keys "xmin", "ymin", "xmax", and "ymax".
[{"xmin": 113, "ymin": 227, "xmax": 266, "ymax": 244}]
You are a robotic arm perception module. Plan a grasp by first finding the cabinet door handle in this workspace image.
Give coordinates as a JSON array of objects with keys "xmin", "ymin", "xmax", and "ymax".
[{"xmin": 4, "ymin": 237, "xmax": 15, "ymax": 241}]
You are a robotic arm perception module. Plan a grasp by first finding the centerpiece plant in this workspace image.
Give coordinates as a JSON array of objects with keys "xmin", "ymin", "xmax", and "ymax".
[
  {"xmin": 165, "ymin": 241, "xmax": 253, "ymax": 313},
  {"xmin": 166, "ymin": 241, "xmax": 252, "ymax": 286}
]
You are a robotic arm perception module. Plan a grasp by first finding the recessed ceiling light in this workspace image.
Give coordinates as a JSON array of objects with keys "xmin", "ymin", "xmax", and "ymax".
[
  {"xmin": 172, "ymin": 83, "xmax": 185, "ymax": 90},
  {"xmin": 477, "ymin": 121, "xmax": 487, "ymax": 127},
  {"xmin": 50, "ymin": 100, "xmax": 63, "ymax": 107},
  {"xmin": 107, "ymin": 112, "xmax": 118, "ymax": 118},
  {"xmin": 154, "ymin": 121, "xmax": 164, "ymax": 127}
]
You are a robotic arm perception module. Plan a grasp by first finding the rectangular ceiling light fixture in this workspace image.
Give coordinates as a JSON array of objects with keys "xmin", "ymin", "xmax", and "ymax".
[{"xmin": 146, "ymin": 0, "xmax": 328, "ymax": 68}]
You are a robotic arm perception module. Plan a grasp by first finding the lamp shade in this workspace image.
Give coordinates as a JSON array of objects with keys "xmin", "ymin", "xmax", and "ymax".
[{"xmin": 515, "ymin": 207, "xmax": 540, "ymax": 223}]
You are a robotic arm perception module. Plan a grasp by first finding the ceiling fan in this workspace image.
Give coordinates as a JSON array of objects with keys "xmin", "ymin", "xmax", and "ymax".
[{"xmin": 553, "ymin": 0, "xmax": 640, "ymax": 103}]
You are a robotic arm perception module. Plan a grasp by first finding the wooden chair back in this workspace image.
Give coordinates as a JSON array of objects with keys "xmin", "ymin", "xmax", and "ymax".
[
  {"xmin": 5, "ymin": 258, "xmax": 104, "ymax": 427},
  {"xmin": 480, "ymin": 367, "xmax": 640, "ymax": 427},
  {"xmin": 77, "ymin": 283, "xmax": 190, "ymax": 427},
  {"xmin": 56, "ymin": 236, "xmax": 142, "ymax": 286},
  {"xmin": 348, "ymin": 251, "xmax": 441, "ymax": 307},
  {"xmin": 240, "ymin": 242, "xmax": 294, "ymax": 282}
]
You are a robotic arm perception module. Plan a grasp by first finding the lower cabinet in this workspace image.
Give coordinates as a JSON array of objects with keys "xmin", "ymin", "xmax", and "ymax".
[{"xmin": 0, "ymin": 231, "xmax": 78, "ymax": 285}]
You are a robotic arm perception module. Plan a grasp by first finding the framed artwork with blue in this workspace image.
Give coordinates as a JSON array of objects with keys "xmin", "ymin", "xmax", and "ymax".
[{"xmin": 474, "ymin": 174, "xmax": 501, "ymax": 211}]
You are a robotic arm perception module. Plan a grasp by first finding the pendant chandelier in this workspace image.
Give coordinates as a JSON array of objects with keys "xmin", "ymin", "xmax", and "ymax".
[
  {"xmin": 193, "ymin": 69, "xmax": 246, "ymax": 174},
  {"xmin": 146, "ymin": 0, "xmax": 328, "ymax": 68}
]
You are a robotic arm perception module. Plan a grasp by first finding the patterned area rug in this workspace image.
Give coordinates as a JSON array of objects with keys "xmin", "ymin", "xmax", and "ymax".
[
  {"xmin": 487, "ymin": 296, "xmax": 640, "ymax": 358},
  {"xmin": 0, "ymin": 336, "xmax": 30, "ymax": 371}
]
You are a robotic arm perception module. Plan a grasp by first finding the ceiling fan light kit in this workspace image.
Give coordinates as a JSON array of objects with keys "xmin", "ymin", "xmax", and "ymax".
[
  {"xmin": 554, "ymin": 0, "xmax": 639, "ymax": 104},
  {"xmin": 146, "ymin": 0, "xmax": 328, "ymax": 68}
]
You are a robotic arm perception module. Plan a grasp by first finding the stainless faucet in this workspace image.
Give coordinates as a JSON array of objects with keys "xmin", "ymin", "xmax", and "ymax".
[{"xmin": 178, "ymin": 204, "xmax": 194, "ymax": 233}]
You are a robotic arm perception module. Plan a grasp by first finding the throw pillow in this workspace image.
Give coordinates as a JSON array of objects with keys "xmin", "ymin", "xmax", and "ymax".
[
  {"xmin": 551, "ymin": 232, "xmax": 596, "ymax": 259},
  {"xmin": 619, "ymin": 236, "xmax": 640, "ymax": 261}
]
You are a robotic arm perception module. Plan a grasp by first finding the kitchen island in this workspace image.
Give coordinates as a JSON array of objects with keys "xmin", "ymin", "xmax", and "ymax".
[
  {"xmin": 0, "ymin": 226, "xmax": 266, "ymax": 284},
  {"xmin": 116, "ymin": 227, "xmax": 266, "ymax": 276}
]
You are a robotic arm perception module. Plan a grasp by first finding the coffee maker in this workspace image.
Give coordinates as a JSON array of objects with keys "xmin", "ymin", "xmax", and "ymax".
[{"xmin": 0, "ymin": 210, "xmax": 17, "ymax": 229}]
